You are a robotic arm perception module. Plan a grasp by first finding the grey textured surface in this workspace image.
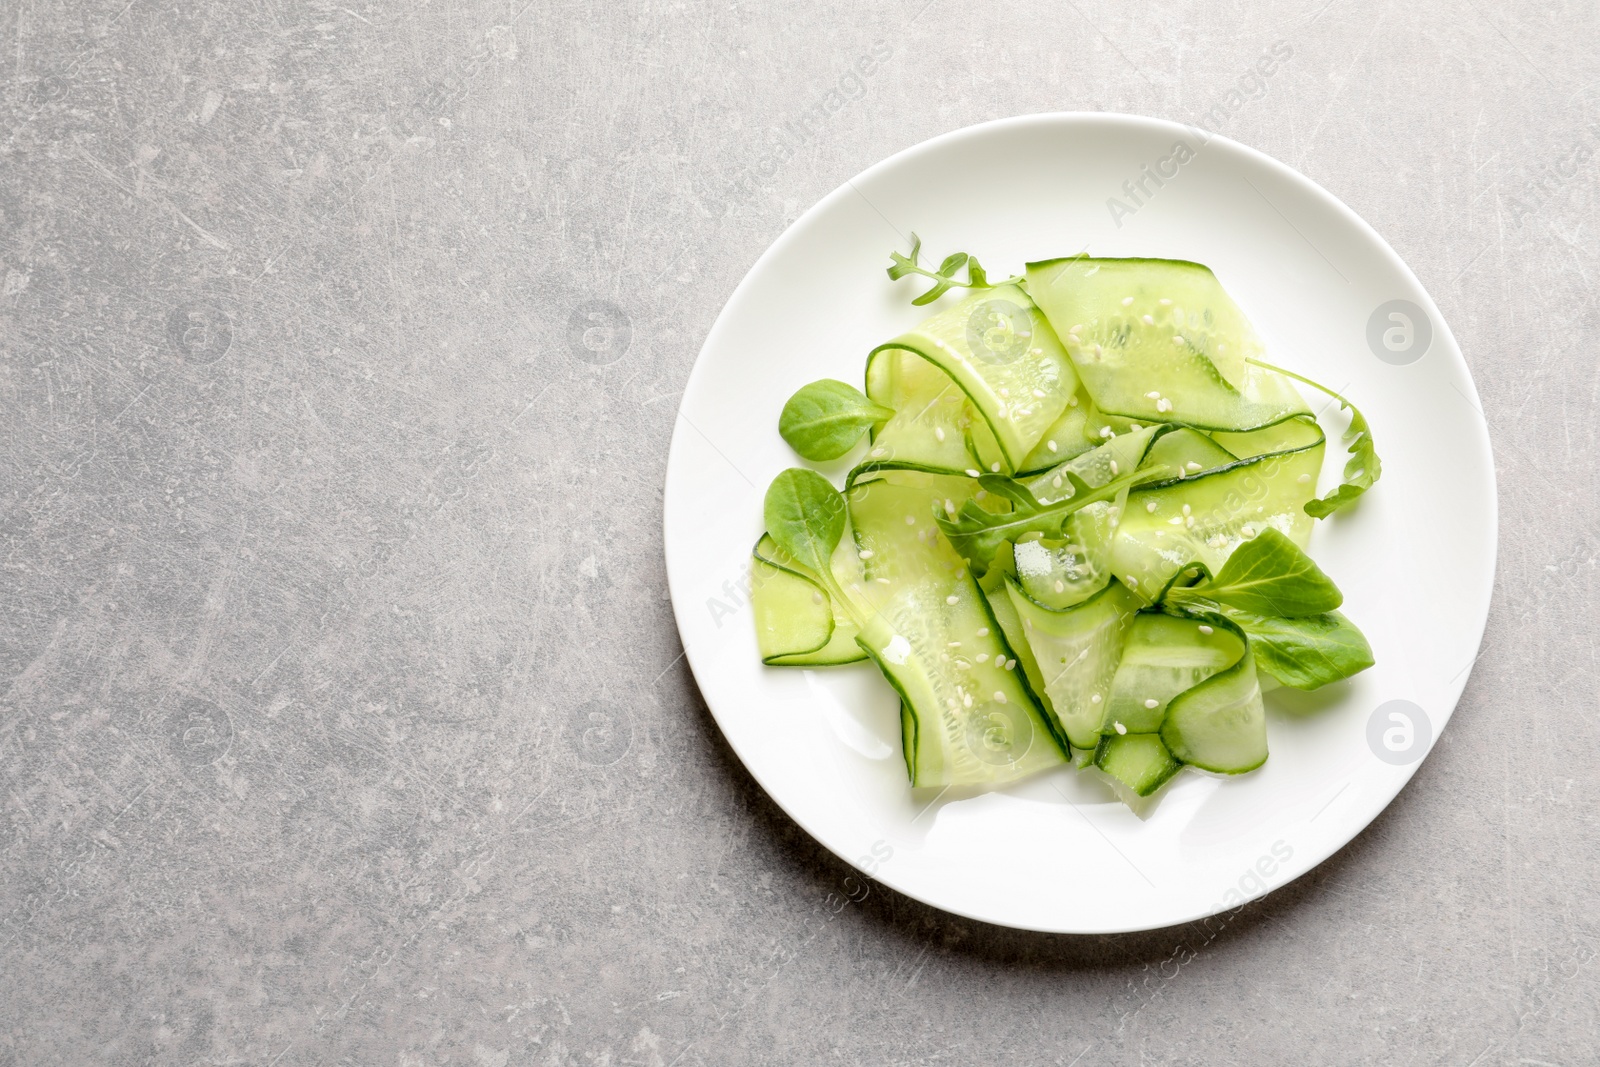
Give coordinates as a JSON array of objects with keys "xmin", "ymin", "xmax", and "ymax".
[{"xmin": 1, "ymin": 0, "xmax": 1595, "ymax": 1064}]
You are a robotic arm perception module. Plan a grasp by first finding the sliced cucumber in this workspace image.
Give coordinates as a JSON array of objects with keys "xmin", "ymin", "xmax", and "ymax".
[
  {"xmin": 1111, "ymin": 433, "xmax": 1325, "ymax": 602},
  {"xmin": 1025, "ymin": 423, "xmax": 1163, "ymax": 500},
  {"xmin": 979, "ymin": 549, "xmax": 1054, "ymax": 736},
  {"xmin": 864, "ymin": 284, "xmax": 1078, "ymax": 474},
  {"xmin": 1004, "ymin": 577, "xmax": 1141, "ymax": 751},
  {"xmin": 862, "ymin": 341, "xmax": 983, "ymax": 474},
  {"xmin": 750, "ymin": 555, "xmax": 834, "ymax": 663},
  {"xmin": 1138, "ymin": 427, "xmax": 1237, "ymax": 478},
  {"xmin": 1010, "ymin": 512, "xmax": 1116, "ymax": 610},
  {"xmin": 1016, "ymin": 386, "xmax": 1095, "ymax": 473},
  {"xmin": 1024, "ymin": 257, "xmax": 1310, "ymax": 431},
  {"xmin": 1102, "ymin": 613, "xmax": 1244, "ymax": 733},
  {"xmin": 1093, "ymin": 732, "xmax": 1181, "ymax": 797},
  {"xmin": 752, "ymin": 533, "xmax": 869, "ymax": 666},
  {"xmin": 1210, "ymin": 414, "xmax": 1323, "ymax": 461},
  {"xmin": 848, "ymin": 475, "xmax": 1065, "ymax": 786},
  {"xmin": 1007, "ymin": 425, "xmax": 1158, "ymax": 609},
  {"xmin": 1160, "ymin": 623, "xmax": 1267, "ymax": 774}
]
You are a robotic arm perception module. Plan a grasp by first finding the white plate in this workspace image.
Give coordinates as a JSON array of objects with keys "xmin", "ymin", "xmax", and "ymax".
[{"xmin": 662, "ymin": 113, "xmax": 1495, "ymax": 933}]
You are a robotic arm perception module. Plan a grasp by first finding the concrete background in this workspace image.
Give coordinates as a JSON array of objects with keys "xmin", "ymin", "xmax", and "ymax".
[{"xmin": 2, "ymin": 0, "xmax": 1596, "ymax": 1064}]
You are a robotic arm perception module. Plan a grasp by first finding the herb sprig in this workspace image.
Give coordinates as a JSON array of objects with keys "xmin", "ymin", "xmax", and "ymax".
[
  {"xmin": 887, "ymin": 233, "xmax": 1017, "ymax": 306},
  {"xmin": 1248, "ymin": 358, "xmax": 1381, "ymax": 518}
]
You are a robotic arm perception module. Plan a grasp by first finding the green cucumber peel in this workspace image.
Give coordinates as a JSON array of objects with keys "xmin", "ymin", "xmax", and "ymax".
[
  {"xmin": 779, "ymin": 379, "xmax": 895, "ymax": 461},
  {"xmin": 938, "ymin": 465, "xmax": 1168, "ymax": 575},
  {"xmin": 886, "ymin": 233, "xmax": 1019, "ymax": 306},
  {"xmin": 1247, "ymin": 358, "xmax": 1380, "ymax": 517},
  {"xmin": 1165, "ymin": 528, "xmax": 1343, "ymax": 617}
]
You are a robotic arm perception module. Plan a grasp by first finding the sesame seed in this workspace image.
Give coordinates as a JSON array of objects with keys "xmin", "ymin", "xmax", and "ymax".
[
  {"xmin": 1145, "ymin": 391, "xmax": 1162, "ymax": 400},
  {"xmin": 1173, "ymin": 335, "xmax": 1185, "ymax": 345},
  {"xmin": 1114, "ymin": 721, "xmax": 1127, "ymax": 735},
  {"xmin": 965, "ymin": 469, "xmax": 981, "ymax": 477},
  {"xmin": 1047, "ymin": 439, "xmax": 1058, "ymax": 452},
  {"xmin": 1100, "ymin": 426, "xmax": 1114, "ymax": 438},
  {"xmin": 1129, "ymin": 423, "xmax": 1142, "ymax": 431},
  {"xmin": 963, "ymin": 693, "xmax": 973, "ymax": 708},
  {"xmin": 859, "ymin": 549, "xmax": 874, "ymax": 559},
  {"xmin": 870, "ymin": 447, "xmax": 886, "ymax": 457},
  {"xmin": 999, "ymin": 387, "xmax": 1010, "ymax": 398},
  {"xmin": 1198, "ymin": 624, "xmax": 1214, "ymax": 635},
  {"xmin": 1055, "ymin": 579, "xmax": 1065, "ymax": 593},
  {"xmin": 1068, "ymin": 394, "xmax": 1079, "ymax": 406},
  {"xmin": 876, "ymin": 577, "xmax": 892, "ymax": 584},
  {"xmin": 1121, "ymin": 296, "xmax": 1134, "ymax": 306},
  {"xmin": 974, "ymin": 489, "xmax": 987, "ymax": 501},
  {"xmin": 976, "ymin": 653, "xmax": 989, "ymax": 663},
  {"xmin": 948, "ymin": 640, "xmax": 961, "ymax": 647},
  {"xmin": 1110, "ymin": 460, "xmax": 1119, "ymax": 475},
  {"xmin": 1186, "ymin": 515, "xmax": 1195, "ymax": 528},
  {"xmin": 1090, "ymin": 693, "xmax": 1102, "ymax": 703},
  {"xmin": 990, "ymin": 462, "xmax": 1001, "ymax": 473},
  {"xmin": 946, "ymin": 595, "xmax": 959, "ymax": 605},
  {"xmin": 1144, "ymin": 698, "xmax": 1159, "ymax": 709},
  {"xmin": 976, "ymin": 627, "xmax": 989, "ymax": 636},
  {"xmin": 944, "ymin": 499, "xmax": 956, "ymax": 515},
  {"xmin": 1070, "ymin": 323, "xmax": 1084, "ymax": 333},
  {"xmin": 1004, "ymin": 659, "xmax": 1016, "ymax": 670},
  {"xmin": 905, "ymin": 515, "xmax": 916, "ymax": 525},
  {"xmin": 1297, "ymin": 473, "xmax": 1311, "ymax": 483},
  {"xmin": 1182, "ymin": 504, "xmax": 1192, "ymax": 515},
  {"xmin": 934, "ymin": 427, "xmax": 946, "ymax": 442},
  {"xmin": 1157, "ymin": 398, "xmax": 1173, "ymax": 413},
  {"xmin": 1186, "ymin": 461, "xmax": 1202, "ymax": 472},
  {"xmin": 1159, "ymin": 298, "xmax": 1172, "ymax": 306},
  {"xmin": 1142, "ymin": 314, "xmax": 1155, "ymax": 326},
  {"xmin": 1147, "ymin": 501, "xmax": 1158, "ymax": 513},
  {"xmin": 994, "ymin": 691, "xmax": 1007, "ymax": 703},
  {"xmin": 1032, "ymin": 388, "xmax": 1046, "ymax": 398},
  {"xmin": 1168, "ymin": 517, "xmax": 1183, "ymax": 525}
]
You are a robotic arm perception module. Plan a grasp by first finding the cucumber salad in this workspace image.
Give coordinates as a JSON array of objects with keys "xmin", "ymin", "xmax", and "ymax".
[{"xmin": 750, "ymin": 240, "xmax": 1379, "ymax": 805}]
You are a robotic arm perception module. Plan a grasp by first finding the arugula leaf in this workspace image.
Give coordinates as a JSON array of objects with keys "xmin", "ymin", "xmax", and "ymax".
[
  {"xmin": 763, "ymin": 468, "xmax": 847, "ymax": 582},
  {"xmin": 1246, "ymin": 358, "xmax": 1381, "ymax": 518},
  {"xmin": 885, "ymin": 232, "xmax": 1011, "ymax": 305},
  {"xmin": 975, "ymin": 473, "xmax": 1043, "ymax": 511},
  {"xmin": 778, "ymin": 379, "xmax": 895, "ymax": 461},
  {"xmin": 1305, "ymin": 398, "xmax": 1379, "ymax": 518},
  {"xmin": 938, "ymin": 467, "xmax": 1162, "ymax": 574},
  {"xmin": 1225, "ymin": 609, "xmax": 1375, "ymax": 690},
  {"xmin": 1168, "ymin": 528, "xmax": 1342, "ymax": 616}
]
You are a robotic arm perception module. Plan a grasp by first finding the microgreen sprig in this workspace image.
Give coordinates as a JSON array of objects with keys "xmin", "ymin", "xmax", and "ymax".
[{"xmin": 886, "ymin": 233, "xmax": 1019, "ymax": 306}]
